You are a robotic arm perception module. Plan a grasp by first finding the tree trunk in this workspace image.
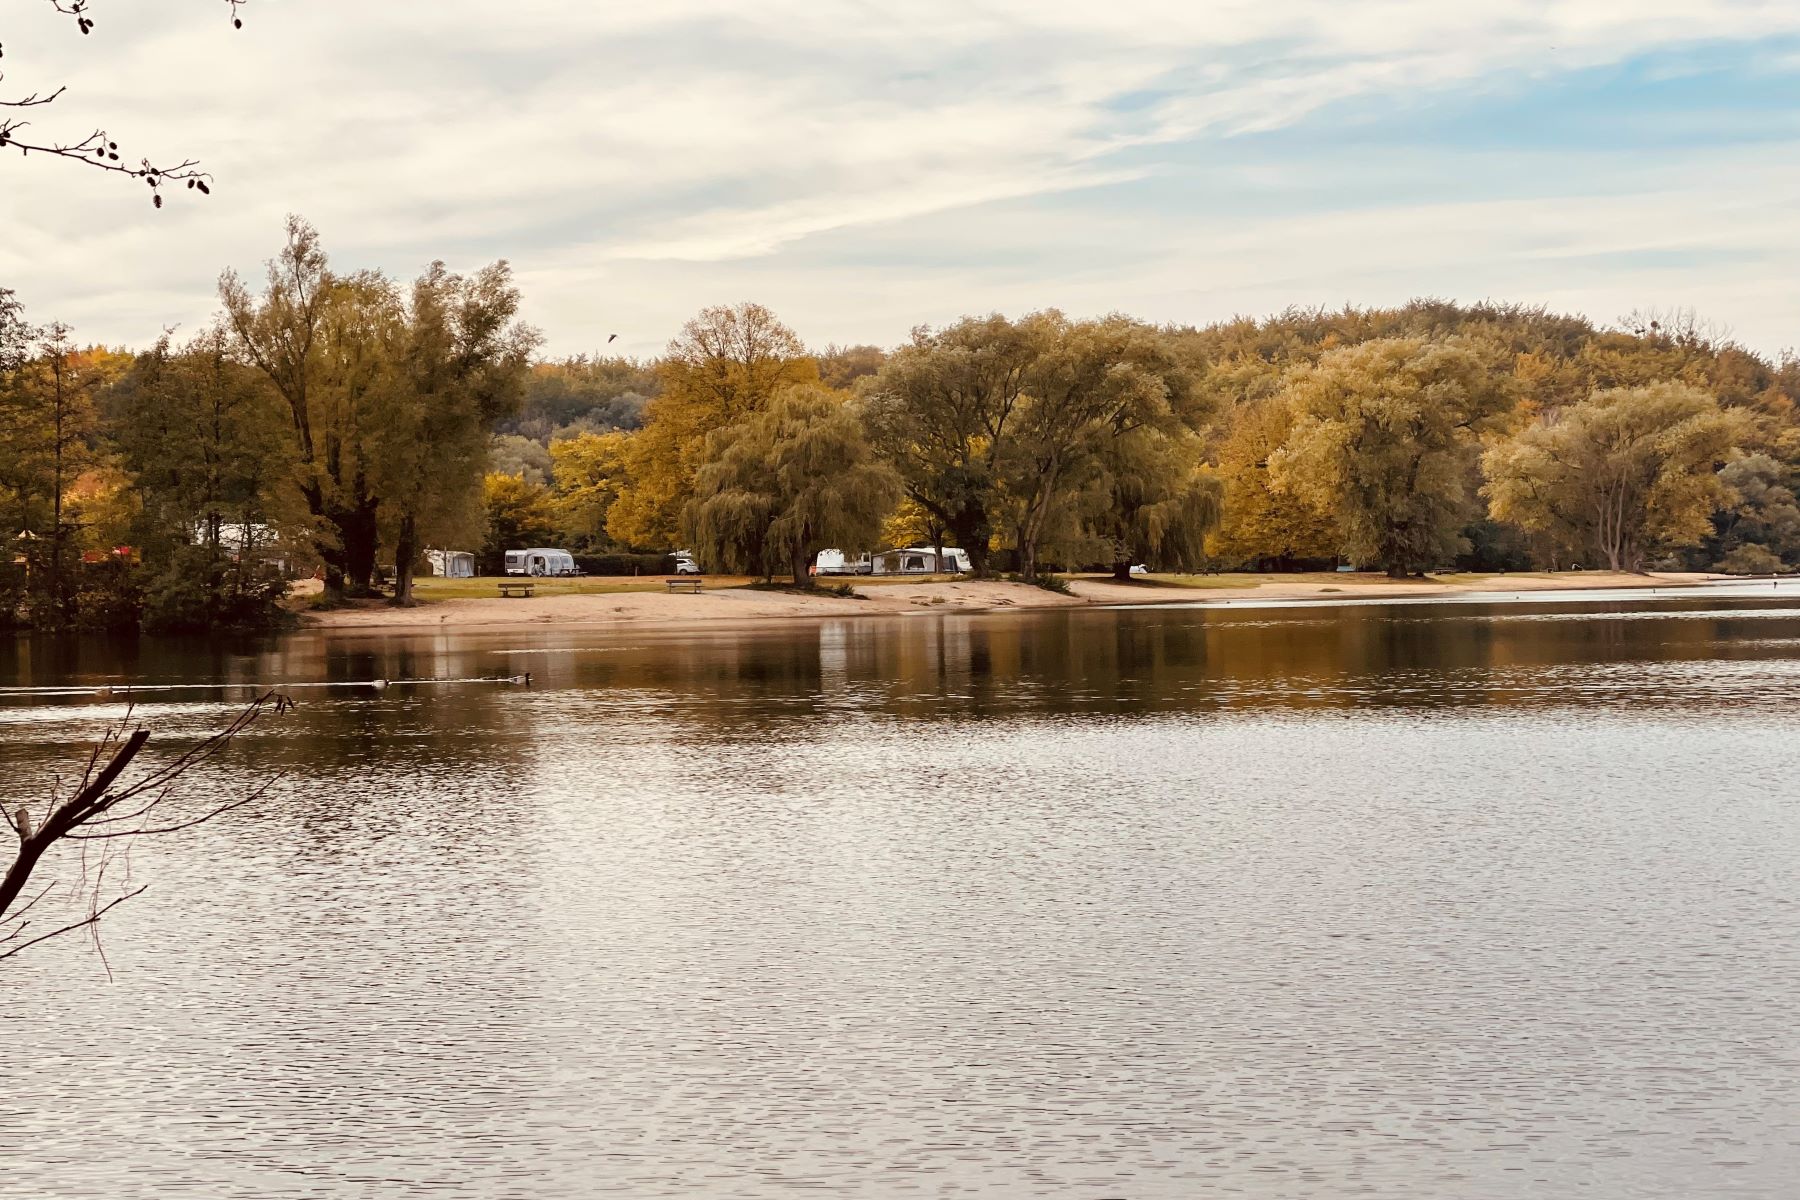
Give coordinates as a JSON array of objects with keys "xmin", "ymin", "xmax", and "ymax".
[
  {"xmin": 791, "ymin": 541, "xmax": 812, "ymax": 588},
  {"xmin": 951, "ymin": 512, "xmax": 992, "ymax": 579},
  {"xmin": 338, "ymin": 501, "xmax": 381, "ymax": 596},
  {"xmin": 392, "ymin": 511, "xmax": 418, "ymax": 606},
  {"xmin": 1111, "ymin": 560, "xmax": 1133, "ymax": 582}
]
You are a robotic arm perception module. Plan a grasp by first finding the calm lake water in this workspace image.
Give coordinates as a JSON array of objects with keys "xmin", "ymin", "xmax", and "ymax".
[{"xmin": 4, "ymin": 583, "xmax": 1799, "ymax": 1198}]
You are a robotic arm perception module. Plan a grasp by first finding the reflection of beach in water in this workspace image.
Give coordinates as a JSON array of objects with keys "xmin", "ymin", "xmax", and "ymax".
[{"xmin": 1110, "ymin": 576, "xmax": 1793, "ymax": 612}]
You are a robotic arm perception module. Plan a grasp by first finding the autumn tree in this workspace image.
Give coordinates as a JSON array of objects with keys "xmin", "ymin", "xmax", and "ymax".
[
  {"xmin": 861, "ymin": 314, "xmax": 1044, "ymax": 577},
  {"xmin": 1269, "ymin": 338, "xmax": 1511, "ymax": 577},
  {"xmin": 608, "ymin": 303, "xmax": 817, "ymax": 549},
  {"xmin": 480, "ymin": 472, "xmax": 558, "ymax": 573},
  {"xmin": 1209, "ymin": 395, "xmax": 1338, "ymax": 569},
  {"xmin": 550, "ymin": 431, "xmax": 632, "ymax": 550},
  {"xmin": 1484, "ymin": 383, "xmax": 1748, "ymax": 572},
  {"xmin": 0, "ymin": 322, "xmax": 110, "ymax": 621},
  {"xmin": 683, "ymin": 385, "xmax": 898, "ymax": 585},
  {"xmin": 816, "ymin": 344, "xmax": 887, "ymax": 390}
]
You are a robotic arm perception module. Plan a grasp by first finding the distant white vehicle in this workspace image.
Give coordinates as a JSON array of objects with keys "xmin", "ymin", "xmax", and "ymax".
[
  {"xmin": 504, "ymin": 548, "xmax": 578, "ymax": 577},
  {"xmin": 672, "ymin": 550, "xmax": 701, "ymax": 575},
  {"xmin": 1129, "ymin": 564, "xmax": 1148, "ymax": 576}
]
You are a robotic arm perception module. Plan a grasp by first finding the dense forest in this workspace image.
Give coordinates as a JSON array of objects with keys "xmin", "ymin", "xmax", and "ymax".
[{"xmin": 4, "ymin": 219, "xmax": 1798, "ymax": 633}]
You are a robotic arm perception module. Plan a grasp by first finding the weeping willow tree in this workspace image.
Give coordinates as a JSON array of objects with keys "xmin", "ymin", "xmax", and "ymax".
[
  {"xmin": 1076, "ymin": 427, "xmax": 1222, "ymax": 580},
  {"xmin": 683, "ymin": 385, "xmax": 899, "ymax": 584}
]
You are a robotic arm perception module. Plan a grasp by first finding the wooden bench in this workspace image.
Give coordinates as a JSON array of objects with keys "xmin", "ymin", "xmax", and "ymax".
[
  {"xmin": 665, "ymin": 578, "xmax": 705, "ymax": 594},
  {"xmin": 498, "ymin": 580, "xmax": 536, "ymax": 598}
]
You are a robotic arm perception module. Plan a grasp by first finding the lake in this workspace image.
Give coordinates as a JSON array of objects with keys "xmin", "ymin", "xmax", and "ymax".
[{"xmin": 4, "ymin": 583, "xmax": 1799, "ymax": 1198}]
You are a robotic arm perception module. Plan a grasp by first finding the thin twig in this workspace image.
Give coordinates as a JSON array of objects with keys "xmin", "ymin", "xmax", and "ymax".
[{"xmin": 0, "ymin": 885, "xmax": 146, "ymax": 964}]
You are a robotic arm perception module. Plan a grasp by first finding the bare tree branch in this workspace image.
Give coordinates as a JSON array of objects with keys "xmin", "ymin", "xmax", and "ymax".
[
  {"xmin": 0, "ymin": 690, "xmax": 290, "ymax": 966},
  {"xmin": 1, "ymin": 0, "xmax": 248, "ymax": 204},
  {"xmin": 0, "ymin": 885, "xmax": 146, "ymax": 966}
]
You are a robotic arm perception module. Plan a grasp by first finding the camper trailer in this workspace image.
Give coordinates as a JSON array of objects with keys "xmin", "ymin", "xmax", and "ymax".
[
  {"xmin": 504, "ymin": 548, "xmax": 579, "ymax": 577},
  {"xmin": 855, "ymin": 546, "xmax": 972, "ymax": 576}
]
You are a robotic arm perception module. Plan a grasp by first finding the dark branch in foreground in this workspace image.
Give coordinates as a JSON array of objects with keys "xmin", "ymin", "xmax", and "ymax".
[
  {"xmin": 1, "ymin": 0, "xmax": 247, "ymax": 204},
  {"xmin": 0, "ymin": 690, "xmax": 291, "ymax": 971}
]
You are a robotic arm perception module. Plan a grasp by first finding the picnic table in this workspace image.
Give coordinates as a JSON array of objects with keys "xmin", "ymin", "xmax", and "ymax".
[
  {"xmin": 665, "ymin": 578, "xmax": 705, "ymax": 594},
  {"xmin": 498, "ymin": 580, "xmax": 536, "ymax": 598}
]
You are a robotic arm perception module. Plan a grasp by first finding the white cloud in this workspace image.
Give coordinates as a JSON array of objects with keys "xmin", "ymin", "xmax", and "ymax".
[{"xmin": 2, "ymin": 1, "xmax": 1799, "ymax": 355}]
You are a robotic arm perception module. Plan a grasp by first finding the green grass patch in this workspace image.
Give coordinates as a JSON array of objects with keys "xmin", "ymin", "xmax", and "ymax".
[{"xmin": 411, "ymin": 575, "xmax": 751, "ymax": 600}]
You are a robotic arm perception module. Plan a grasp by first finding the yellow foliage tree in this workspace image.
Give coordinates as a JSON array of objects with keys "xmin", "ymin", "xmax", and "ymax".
[
  {"xmin": 549, "ymin": 431, "xmax": 632, "ymax": 551},
  {"xmin": 607, "ymin": 303, "xmax": 816, "ymax": 549},
  {"xmin": 1484, "ymin": 382, "xmax": 1749, "ymax": 571},
  {"xmin": 1269, "ymin": 338, "xmax": 1511, "ymax": 577},
  {"xmin": 1209, "ymin": 395, "xmax": 1337, "ymax": 568}
]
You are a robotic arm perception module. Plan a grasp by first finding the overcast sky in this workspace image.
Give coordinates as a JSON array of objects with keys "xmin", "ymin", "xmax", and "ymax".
[{"xmin": 3, "ymin": 1, "xmax": 1798, "ymax": 358}]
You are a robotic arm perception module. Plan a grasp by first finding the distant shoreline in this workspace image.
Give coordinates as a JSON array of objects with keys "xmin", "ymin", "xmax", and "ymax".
[{"xmin": 294, "ymin": 571, "xmax": 1730, "ymax": 635}]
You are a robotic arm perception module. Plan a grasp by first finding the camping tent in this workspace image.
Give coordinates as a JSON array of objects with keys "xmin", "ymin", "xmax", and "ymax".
[{"xmin": 427, "ymin": 549, "xmax": 477, "ymax": 578}]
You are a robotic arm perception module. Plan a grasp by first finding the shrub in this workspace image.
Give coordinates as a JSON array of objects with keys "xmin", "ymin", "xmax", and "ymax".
[
  {"xmin": 140, "ymin": 546, "xmax": 291, "ymax": 634},
  {"xmin": 1716, "ymin": 544, "xmax": 1784, "ymax": 577},
  {"xmin": 1011, "ymin": 572, "xmax": 1074, "ymax": 595},
  {"xmin": 71, "ymin": 560, "xmax": 146, "ymax": 632},
  {"xmin": 573, "ymin": 552, "xmax": 676, "ymax": 576}
]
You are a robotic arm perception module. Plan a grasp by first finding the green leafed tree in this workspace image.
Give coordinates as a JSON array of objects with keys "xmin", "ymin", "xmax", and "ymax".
[
  {"xmin": 1005, "ymin": 313, "xmax": 1206, "ymax": 579},
  {"xmin": 861, "ymin": 314, "xmax": 1045, "ymax": 577},
  {"xmin": 683, "ymin": 385, "xmax": 899, "ymax": 585},
  {"xmin": 379, "ymin": 260, "xmax": 537, "ymax": 604},
  {"xmin": 1483, "ymin": 382, "xmax": 1749, "ymax": 572},
  {"xmin": 110, "ymin": 326, "xmax": 295, "ymax": 631},
  {"xmin": 221, "ymin": 217, "xmax": 378, "ymax": 598},
  {"xmin": 1700, "ymin": 454, "xmax": 1800, "ymax": 570},
  {"xmin": 1269, "ymin": 338, "xmax": 1511, "ymax": 577},
  {"xmin": 1074, "ymin": 428, "xmax": 1222, "ymax": 580},
  {"xmin": 223, "ymin": 217, "xmax": 533, "ymax": 601}
]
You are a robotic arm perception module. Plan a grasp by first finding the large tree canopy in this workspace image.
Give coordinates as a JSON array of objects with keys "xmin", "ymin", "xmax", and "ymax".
[
  {"xmin": 1270, "ymin": 338, "xmax": 1512, "ymax": 576},
  {"xmin": 607, "ymin": 303, "xmax": 816, "ymax": 550},
  {"xmin": 1484, "ymin": 382, "xmax": 1748, "ymax": 572},
  {"xmin": 683, "ymin": 384, "xmax": 898, "ymax": 584}
]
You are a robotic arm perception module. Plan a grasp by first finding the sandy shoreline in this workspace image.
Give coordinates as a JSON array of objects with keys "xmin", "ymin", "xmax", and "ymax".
[{"xmin": 295, "ymin": 571, "xmax": 1727, "ymax": 633}]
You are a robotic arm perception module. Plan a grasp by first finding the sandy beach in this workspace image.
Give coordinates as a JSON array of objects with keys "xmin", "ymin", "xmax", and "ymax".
[{"xmin": 294, "ymin": 571, "xmax": 1726, "ymax": 633}]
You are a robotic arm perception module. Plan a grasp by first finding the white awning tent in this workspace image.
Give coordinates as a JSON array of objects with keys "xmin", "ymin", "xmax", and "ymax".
[{"xmin": 426, "ymin": 549, "xmax": 477, "ymax": 578}]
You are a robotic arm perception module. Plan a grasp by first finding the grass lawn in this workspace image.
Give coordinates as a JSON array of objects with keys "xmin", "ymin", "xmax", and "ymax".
[{"xmin": 409, "ymin": 574, "xmax": 754, "ymax": 600}]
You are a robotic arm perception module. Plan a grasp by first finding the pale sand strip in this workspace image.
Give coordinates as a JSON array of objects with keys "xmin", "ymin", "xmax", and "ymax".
[{"xmin": 296, "ymin": 572, "xmax": 1725, "ymax": 634}]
